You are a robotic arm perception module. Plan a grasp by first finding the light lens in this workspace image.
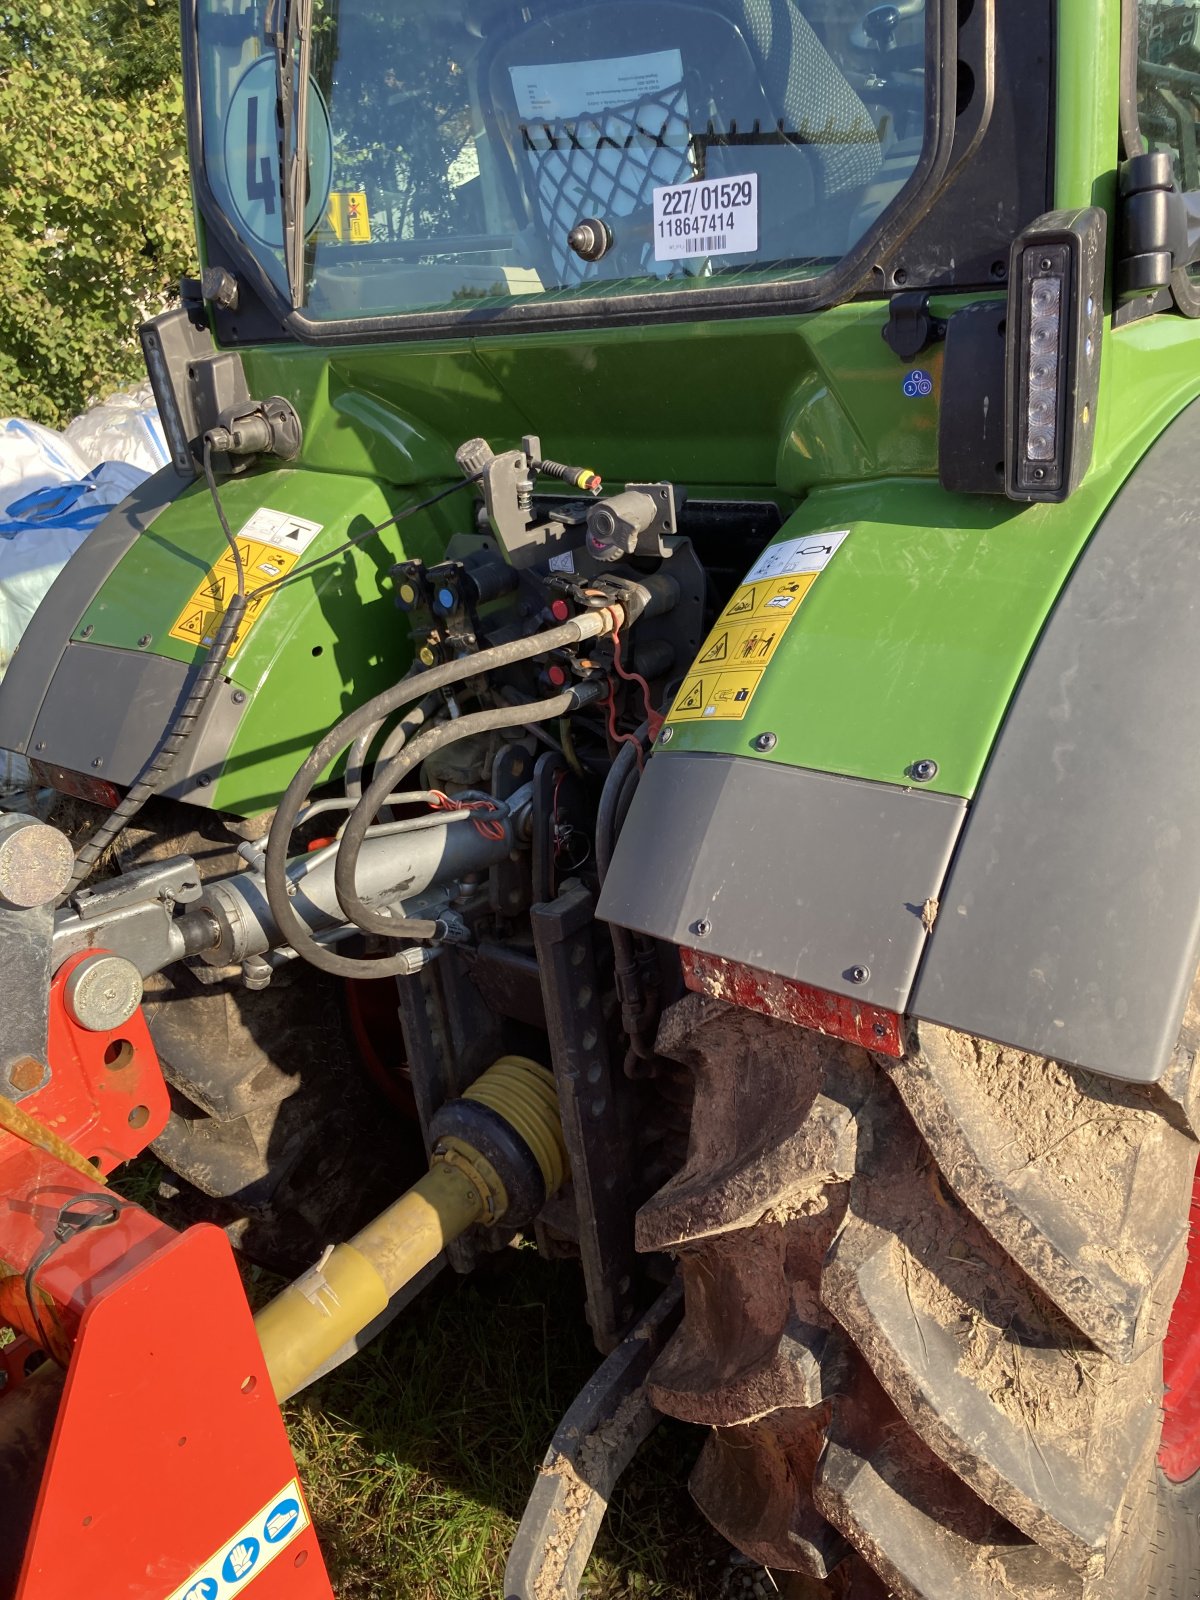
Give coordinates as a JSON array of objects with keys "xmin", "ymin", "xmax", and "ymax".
[
  {"xmin": 680, "ymin": 947, "xmax": 905, "ymax": 1057},
  {"xmin": 1025, "ymin": 274, "xmax": 1062, "ymax": 462}
]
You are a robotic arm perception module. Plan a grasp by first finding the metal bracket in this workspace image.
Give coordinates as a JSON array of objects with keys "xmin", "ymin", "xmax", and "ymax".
[
  {"xmin": 503, "ymin": 1280, "xmax": 681, "ymax": 1600},
  {"xmin": 53, "ymin": 857, "xmax": 202, "ymax": 978}
]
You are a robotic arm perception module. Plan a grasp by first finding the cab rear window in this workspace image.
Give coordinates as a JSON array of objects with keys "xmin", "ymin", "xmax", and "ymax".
[{"xmin": 195, "ymin": 0, "xmax": 929, "ymax": 319}]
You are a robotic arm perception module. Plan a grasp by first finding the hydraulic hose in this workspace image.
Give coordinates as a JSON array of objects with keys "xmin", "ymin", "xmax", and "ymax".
[
  {"xmin": 595, "ymin": 721, "xmax": 658, "ymax": 1061},
  {"xmin": 264, "ymin": 606, "xmax": 621, "ymax": 977},
  {"xmin": 343, "ymin": 694, "xmax": 438, "ymax": 801},
  {"xmin": 332, "ymin": 691, "xmax": 583, "ymax": 939}
]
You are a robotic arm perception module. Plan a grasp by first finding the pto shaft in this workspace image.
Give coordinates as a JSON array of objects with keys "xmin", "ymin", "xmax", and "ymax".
[{"xmin": 255, "ymin": 1057, "xmax": 567, "ymax": 1401}]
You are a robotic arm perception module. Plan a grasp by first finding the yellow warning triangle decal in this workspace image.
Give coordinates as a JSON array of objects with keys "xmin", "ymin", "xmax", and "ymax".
[
  {"xmin": 678, "ymin": 679, "xmax": 706, "ymax": 712},
  {"xmin": 699, "ymin": 633, "xmax": 728, "ymax": 664},
  {"xmin": 727, "ymin": 587, "xmax": 757, "ymax": 616}
]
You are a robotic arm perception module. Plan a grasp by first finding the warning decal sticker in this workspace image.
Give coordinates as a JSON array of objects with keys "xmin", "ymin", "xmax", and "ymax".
[
  {"xmin": 165, "ymin": 1479, "xmax": 309, "ymax": 1600},
  {"xmin": 168, "ymin": 511, "xmax": 323, "ymax": 658},
  {"xmin": 666, "ymin": 536, "xmax": 846, "ymax": 725}
]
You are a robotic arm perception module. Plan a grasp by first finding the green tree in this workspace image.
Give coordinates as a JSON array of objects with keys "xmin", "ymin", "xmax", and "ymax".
[{"xmin": 0, "ymin": 0, "xmax": 196, "ymax": 426}]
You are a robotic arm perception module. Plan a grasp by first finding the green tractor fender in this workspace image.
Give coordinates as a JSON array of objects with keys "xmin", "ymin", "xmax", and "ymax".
[
  {"xmin": 0, "ymin": 462, "xmax": 449, "ymax": 818},
  {"xmin": 910, "ymin": 396, "xmax": 1200, "ymax": 1083},
  {"xmin": 599, "ymin": 396, "xmax": 1200, "ymax": 1089}
]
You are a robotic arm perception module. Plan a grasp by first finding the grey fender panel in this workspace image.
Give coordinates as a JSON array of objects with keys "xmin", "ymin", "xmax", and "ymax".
[
  {"xmin": 912, "ymin": 399, "xmax": 1200, "ymax": 1084},
  {"xmin": 26, "ymin": 640, "xmax": 247, "ymax": 804},
  {"xmin": 596, "ymin": 751, "xmax": 966, "ymax": 1012},
  {"xmin": 0, "ymin": 465, "xmax": 185, "ymax": 755}
]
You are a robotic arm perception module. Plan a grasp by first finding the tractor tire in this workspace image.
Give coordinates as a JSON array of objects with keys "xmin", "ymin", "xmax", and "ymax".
[{"xmin": 638, "ymin": 992, "xmax": 1200, "ymax": 1598}]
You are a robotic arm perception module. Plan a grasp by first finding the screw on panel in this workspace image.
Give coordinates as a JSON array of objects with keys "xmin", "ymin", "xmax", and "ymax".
[
  {"xmin": 692, "ymin": 918, "xmax": 712, "ymax": 938},
  {"xmin": 137, "ymin": 635, "xmax": 152, "ymax": 649},
  {"xmin": 753, "ymin": 732, "xmax": 778, "ymax": 753},
  {"xmin": 231, "ymin": 689, "xmax": 247, "ymax": 705},
  {"xmin": 909, "ymin": 759, "xmax": 938, "ymax": 783},
  {"xmin": 91, "ymin": 758, "xmax": 103, "ymax": 770},
  {"xmin": 659, "ymin": 727, "xmax": 674, "ymax": 745},
  {"xmin": 80, "ymin": 625, "xmax": 94, "ymax": 639},
  {"xmin": 848, "ymin": 965, "xmax": 871, "ymax": 985}
]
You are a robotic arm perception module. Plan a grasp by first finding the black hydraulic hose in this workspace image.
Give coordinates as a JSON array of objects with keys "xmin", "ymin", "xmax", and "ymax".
[
  {"xmin": 272, "ymin": 607, "xmax": 617, "ymax": 847},
  {"xmin": 62, "ymin": 443, "xmax": 247, "ymax": 898},
  {"xmin": 333, "ymin": 692, "xmax": 579, "ymax": 939},
  {"xmin": 595, "ymin": 720, "xmax": 650, "ymax": 886},
  {"xmin": 264, "ymin": 608, "xmax": 620, "ymax": 976},
  {"xmin": 594, "ymin": 721, "xmax": 656, "ymax": 1060}
]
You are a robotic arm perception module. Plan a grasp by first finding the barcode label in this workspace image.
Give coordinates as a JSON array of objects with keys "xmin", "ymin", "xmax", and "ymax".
[{"xmin": 653, "ymin": 173, "xmax": 758, "ymax": 261}]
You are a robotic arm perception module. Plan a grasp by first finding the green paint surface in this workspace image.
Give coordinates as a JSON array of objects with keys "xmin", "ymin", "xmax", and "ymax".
[
  {"xmin": 74, "ymin": 466, "xmax": 453, "ymax": 813},
  {"xmin": 660, "ymin": 315, "xmax": 1200, "ymax": 796},
  {"xmin": 1055, "ymin": 0, "xmax": 1121, "ymax": 214}
]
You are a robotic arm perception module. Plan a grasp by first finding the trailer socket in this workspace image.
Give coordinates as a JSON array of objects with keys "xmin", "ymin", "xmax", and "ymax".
[{"xmin": 204, "ymin": 395, "xmax": 302, "ymax": 462}]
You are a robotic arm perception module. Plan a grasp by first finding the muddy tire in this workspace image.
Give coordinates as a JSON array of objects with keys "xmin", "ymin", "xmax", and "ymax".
[{"xmin": 638, "ymin": 994, "xmax": 1200, "ymax": 1597}]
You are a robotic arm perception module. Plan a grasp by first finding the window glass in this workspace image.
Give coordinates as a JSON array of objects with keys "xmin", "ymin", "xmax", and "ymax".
[
  {"xmin": 197, "ymin": 0, "xmax": 929, "ymax": 320},
  {"xmin": 1134, "ymin": 1, "xmax": 1200, "ymax": 189}
]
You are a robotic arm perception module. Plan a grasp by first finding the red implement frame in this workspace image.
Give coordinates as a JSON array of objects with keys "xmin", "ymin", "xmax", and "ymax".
[
  {"xmin": 0, "ymin": 952, "xmax": 334, "ymax": 1599},
  {"xmin": 1161, "ymin": 1164, "xmax": 1200, "ymax": 1482}
]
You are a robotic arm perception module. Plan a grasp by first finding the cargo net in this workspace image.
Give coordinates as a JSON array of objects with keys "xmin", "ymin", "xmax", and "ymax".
[{"xmin": 517, "ymin": 81, "xmax": 694, "ymax": 285}]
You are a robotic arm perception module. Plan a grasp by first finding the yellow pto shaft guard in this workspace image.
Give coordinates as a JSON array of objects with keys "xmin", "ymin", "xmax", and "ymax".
[{"xmin": 255, "ymin": 1057, "xmax": 566, "ymax": 1400}]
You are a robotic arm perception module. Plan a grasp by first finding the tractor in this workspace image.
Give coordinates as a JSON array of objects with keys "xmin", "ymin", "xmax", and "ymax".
[{"xmin": 2, "ymin": 0, "xmax": 1200, "ymax": 1595}]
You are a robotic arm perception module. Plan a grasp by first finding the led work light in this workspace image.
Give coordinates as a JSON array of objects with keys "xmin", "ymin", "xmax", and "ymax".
[{"xmin": 1005, "ymin": 207, "xmax": 1106, "ymax": 504}]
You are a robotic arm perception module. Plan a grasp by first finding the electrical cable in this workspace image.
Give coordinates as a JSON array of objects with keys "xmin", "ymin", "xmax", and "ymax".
[
  {"xmin": 332, "ymin": 692, "xmax": 578, "ymax": 939},
  {"xmin": 204, "ymin": 437, "xmax": 247, "ymax": 599},
  {"xmin": 245, "ymin": 475, "xmax": 481, "ymax": 604}
]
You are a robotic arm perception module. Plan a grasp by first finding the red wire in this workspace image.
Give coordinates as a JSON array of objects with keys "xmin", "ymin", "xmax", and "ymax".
[
  {"xmin": 610, "ymin": 623, "xmax": 664, "ymax": 743},
  {"xmin": 602, "ymin": 683, "xmax": 646, "ymax": 772},
  {"xmin": 427, "ymin": 789, "xmax": 507, "ymax": 841}
]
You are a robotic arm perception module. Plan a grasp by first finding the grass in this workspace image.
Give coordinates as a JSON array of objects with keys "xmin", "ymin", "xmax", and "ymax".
[{"xmin": 275, "ymin": 1249, "xmax": 728, "ymax": 1600}]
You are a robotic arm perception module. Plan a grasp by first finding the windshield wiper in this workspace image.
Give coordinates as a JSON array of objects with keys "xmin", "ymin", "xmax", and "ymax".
[{"xmin": 265, "ymin": 0, "xmax": 312, "ymax": 309}]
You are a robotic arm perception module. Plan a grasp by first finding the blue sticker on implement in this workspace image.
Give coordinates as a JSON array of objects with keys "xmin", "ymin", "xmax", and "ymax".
[
  {"xmin": 165, "ymin": 1480, "xmax": 309, "ymax": 1600},
  {"xmin": 264, "ymin": 1497, "xmax": 302, "ymax": 1543},
  {"xmin": 221, "ymin": 1538, "xmax": 260, "ymax": 1584},
  {"xmin": 903, "ymin": 369, "xmax": 934, "ymax": 398}
]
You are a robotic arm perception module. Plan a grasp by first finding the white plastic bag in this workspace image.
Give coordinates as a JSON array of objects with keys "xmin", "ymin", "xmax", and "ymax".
[
  {"xmin": 0, "ymin": 418, "xmax": 150, "ymax": 681},
  {"xmin": 0, "ymin": 418, "xmax": 92, "ymax": 508},
  {"xmin": 64, "ymin": 382, "xmax": 170, "ymax": 474}
]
